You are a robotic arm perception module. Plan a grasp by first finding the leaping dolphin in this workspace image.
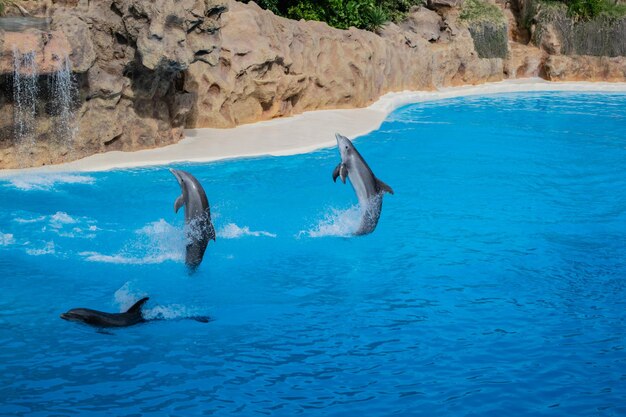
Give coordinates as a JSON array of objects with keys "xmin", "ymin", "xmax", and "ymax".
[
  {"xmin": 60, "ymin": 297, "xmax": 150, "ymax": 327},
  {"xmin": 170, "ymin": 169, "xmax": 216, "ymax": 270},
  {"xmin": 60, "ymin": 297, "xmax": 211, "ymax": 328},
  {"xmin": 333, "ymin": 133, "xmax": 394, "ymax": 235}
]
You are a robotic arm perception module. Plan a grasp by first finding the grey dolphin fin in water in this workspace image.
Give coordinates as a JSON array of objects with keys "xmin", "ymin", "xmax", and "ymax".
[
  {"xmin": 170, "ymin": 168, "xmax": 216, "ymax": 270},
  {"xmin": 333, "ymin": 133, "xmax": 394, "ymax": 235},
  {"xmin": 60, "ymin": 297, "xmax": 150, "ymax": 328}
]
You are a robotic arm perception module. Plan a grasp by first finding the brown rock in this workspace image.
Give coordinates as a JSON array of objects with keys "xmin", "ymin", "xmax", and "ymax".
[
  {"xmin": 401, "ymin": 7, "xmax": 443, "ymax": 43},
  {"xmin": 504, "ymin": 42, "xmax": 546, "ymax": 78},
  {"xmin": 539, "ymin": 23, "xmax": 562, "ymax": 55},
  {"xmin": 53, "ymin": 15, "xmax": 96, "ymax": 72},
  {"xmin": 187, "ymin": 0, "xmax": 503, "ymax": 128},
  {"xmin": 0, "ymin": 30, "xmax": 71, "ymax": 74},
  {"xmin": 544, "ymin": 55, "xmax": 626, "ymax": 82}
]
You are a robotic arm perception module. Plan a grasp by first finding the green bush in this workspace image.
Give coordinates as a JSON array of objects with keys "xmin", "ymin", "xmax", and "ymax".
[
  {"xmin": 0, "ymin": 0, "xmax": 15, "ymax": 15},
  {"xmin": 460, "ymin": 0, "xmax": 508, "ymax": 58},
  {"xmin": 244, "ymin": 0, "xmax": 425, "ymax": 31},
  {"xmin": 286, "ymin": 0, "xmax": 325, "ymax": 21},
  {"xmin": 566, "ymin": 0, "xmax": 603, "ymax": 19},
  {"xmin": 460, "ymin": 0, "xmax": 507, "ymax": 24},
  {"xmin": 380, "ymin": 0, "xmax": 426, "ymax": 22}
]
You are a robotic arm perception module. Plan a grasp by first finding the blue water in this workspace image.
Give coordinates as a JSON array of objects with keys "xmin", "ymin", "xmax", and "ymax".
[{"xmin": 1, "ymin": 92, "xmax": 625, "ymax": 416}]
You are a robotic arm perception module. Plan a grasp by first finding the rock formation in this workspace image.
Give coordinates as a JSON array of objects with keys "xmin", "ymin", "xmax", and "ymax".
[
  {"xmin": 185, "ymin": 2, "xmax": 504, "ymax": 128},
  {"xmin": 0, "ymin": 0, "xmax": 226, "ymax": 168},
  {"xmin": 0, "ymin": 0, "xmax": 624, "ymax": 169}
]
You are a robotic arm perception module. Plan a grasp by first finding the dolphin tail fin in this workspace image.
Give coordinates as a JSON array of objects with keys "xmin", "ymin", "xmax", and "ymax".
[
  {"xmin": 126, "ymin": 297, "xmax": 149, "ymax": 314},
  {"xmin": 376, "ymin": 178, "xmax": 394, "ymax": 195},
  {"xmin": 174, "ymin": 195, "xmax": 184, "ymax": 213}
]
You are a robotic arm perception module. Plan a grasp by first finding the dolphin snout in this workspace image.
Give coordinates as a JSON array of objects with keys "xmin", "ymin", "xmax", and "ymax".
[{"xmin": 169, "ymin": 168, "xmax": 183, "ymax": 185}]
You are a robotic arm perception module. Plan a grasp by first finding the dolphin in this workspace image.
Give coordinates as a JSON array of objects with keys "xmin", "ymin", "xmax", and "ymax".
[
  {"xmin": 170, "ymin": 169, "xmax": 216, "ymax": 270},
  {"xmin": 60, "ymin": 297, "xmax": 211, "ymax": 329},
  {"xmin": 332, "ymin": 133, "xmax": 394, "ymax": 235},
  {"xmin": 60, "ymin": 297, "xmax": 150, "ymax": 328}
]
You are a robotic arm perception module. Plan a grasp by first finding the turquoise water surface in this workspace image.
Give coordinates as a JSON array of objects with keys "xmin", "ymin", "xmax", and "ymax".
[{"xmin": 1, "ymin": 92, "xmax": 625, "ymax": 416}]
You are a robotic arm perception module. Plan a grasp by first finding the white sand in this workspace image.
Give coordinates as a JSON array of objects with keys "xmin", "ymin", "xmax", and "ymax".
[{"xmin": 1, "ymin": 78, "xmax": 626, "ymax": 177}]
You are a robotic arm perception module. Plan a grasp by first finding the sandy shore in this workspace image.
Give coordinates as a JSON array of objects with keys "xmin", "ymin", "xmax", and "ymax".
[{"xmin": 2, "ymin": 78, "xmax": 626, "ymax": 177}]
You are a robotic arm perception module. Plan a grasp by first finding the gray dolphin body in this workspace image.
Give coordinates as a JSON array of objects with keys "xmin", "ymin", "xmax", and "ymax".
[
  {"xmin": 170, "ymin": 169, "xmax": 216, "ymax": 270},
  {"xmin": 333, "ymin": 133, "xmax": 394, "ymax": 235},
  {"xmin": 60, "ymin": 297, "xmax": 149, "ymax": 328},
  {"xmin": 60, "ymin": 297, "xmax": 211, "ymax": 328}
]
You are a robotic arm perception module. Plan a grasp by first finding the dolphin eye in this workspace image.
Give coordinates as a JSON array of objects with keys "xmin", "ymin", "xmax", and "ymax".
[{"xmin": 345, "ymin": 146, "xmax": 348, "ymax": 150}]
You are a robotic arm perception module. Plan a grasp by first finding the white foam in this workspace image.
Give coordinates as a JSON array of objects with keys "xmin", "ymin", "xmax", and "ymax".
[
  {"xmin": 14, "ymin": 216, "xmax": 46, "ymax": 224},
  {"xmin": 81, "ymin": 219, "xmax": 185, "ymax": 265},
  {"xmin": 15, "ymin": 212, "xmax": 97, "ymax": 239},
  {"xmin": 26, "ymin": 241, "xmax": 55, "ymax": 256},
  {"xmin": 217, "ymin": 223, "xmax": 277, "ymax": 239},
  {"xmin": 49, "ymin": 211, "xmax": 77, "ymax": 228},
  {"xmin": 301, "ymin": 205, "xmax": 362, "ymax": 238},
  {"xmin": 2, "ymin": 174, "xmax": 95, "ymax": 190},
  {"xmin": 79, "ymin": 251, "xmax": 182, "ymax": 265},
  {"xmin": 0, "ymin": 232, "xmax": 15, "ymax": 246},
  {"xmin": 142, "ymin": 304, "xmax": 201, "ymax": 320},
  {"xmin": 16, "ymin": 212, "xmax": 98, "ymax": 239}
]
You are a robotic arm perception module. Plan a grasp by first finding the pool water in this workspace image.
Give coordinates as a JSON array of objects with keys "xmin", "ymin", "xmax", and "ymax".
[{"xmin": 1, "ymin": 92, "xmax": 625, "ymax": 416}]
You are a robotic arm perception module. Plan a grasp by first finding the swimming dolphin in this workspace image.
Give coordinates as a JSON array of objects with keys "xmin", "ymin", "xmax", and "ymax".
[
  {"xmin": 60, "ymin": 297, "xmax": 211, "ymax": 328},
  {"xmin": 333, "ymin": 133, "xmax": 394, "ymax": 235},
  {"xmin": 60, "ymin": 297, "xmax": 150, "ymax": 328},
  {"xmin": 170, "ymin": 169, "xmax": 216, "ymax": 270}
]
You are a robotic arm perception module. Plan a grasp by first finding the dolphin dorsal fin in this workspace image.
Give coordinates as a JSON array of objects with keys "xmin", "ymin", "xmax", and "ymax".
[
  {"xmin": 126, "ymin": 297, "xmax": 149, "ymax": 314},
  {"xmin": 174, "ymin": 195, "xmax": 185, "ymax": 213},
  {"xmin": 376, "ymin": 178, "xmax": 394, "ymax": 195}
]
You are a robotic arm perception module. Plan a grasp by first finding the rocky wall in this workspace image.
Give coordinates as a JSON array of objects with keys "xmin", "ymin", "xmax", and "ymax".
[
  {"xmin": 515, "ymin": 0, "xmax": 626, "ymax": 57},
  {"xmin": 185, "ymin": 2, "xmax": 504, "ymax": 128},
  {"xmin": 0, "ymin": 0, "xmax": 226, "ymax": 169}
]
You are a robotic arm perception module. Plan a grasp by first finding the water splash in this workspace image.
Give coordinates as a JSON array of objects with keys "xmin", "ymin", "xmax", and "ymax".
[
  {"xmin": 0, "ymin": 232, "xmax": 15, "ymax": 246},
  {"xmin": 299, "ymin": 205, "xmax": 362, "ymax": 238},
  {"xmin": 114, "ymin": 282, "xmax": 148, "ymax": 312},
  {"xmin": 80, "ymin": 219, "xmax": 185, "ymax": 265},
  {"xmin": 12, "ymin": 48, "xmax": 38, "ymax": 150},
  {"xmin": 25, "ymin": 241, "xmax": 55, "ymax": 256},
  {"xmin": 114, "ymin": 282, "xmax": 205, "ymax": 320},
  {"xmin": 217, "ymin": 223, "xmax": 277, "ymax": 239}
]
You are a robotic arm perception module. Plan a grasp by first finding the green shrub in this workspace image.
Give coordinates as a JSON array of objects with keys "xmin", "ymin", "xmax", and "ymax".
[
  {"xmin": 245, "ymin": 0, "xmax": 425, "ymax": 31},
  {"xmin": 460, "ymin": 0, "xmax": 507, "ymax": 24},
  {"xmin": 380, "ymin": 0, "xmax": 426, "ymax": 22},
  {"xmin": 0, "ymin": 0, "xmax": 16, "ymax": 15},
  {"xmin": 362, "ymin": 4, "xmax": 389, "ymax": 31},
  {"xmin": 287, "ymin": 0, "xmax": 325, "ymax": 21},
  {"xmin": 600, "ymin": 2, "xmax": 626, "ymax": 18},
  {"xmin": 460, "ymin": 0, "xmax": 508, "ymax": 58},
  {"xmin": 566, "ymin": 0, "xmax": 603, "ymax": 19}
]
